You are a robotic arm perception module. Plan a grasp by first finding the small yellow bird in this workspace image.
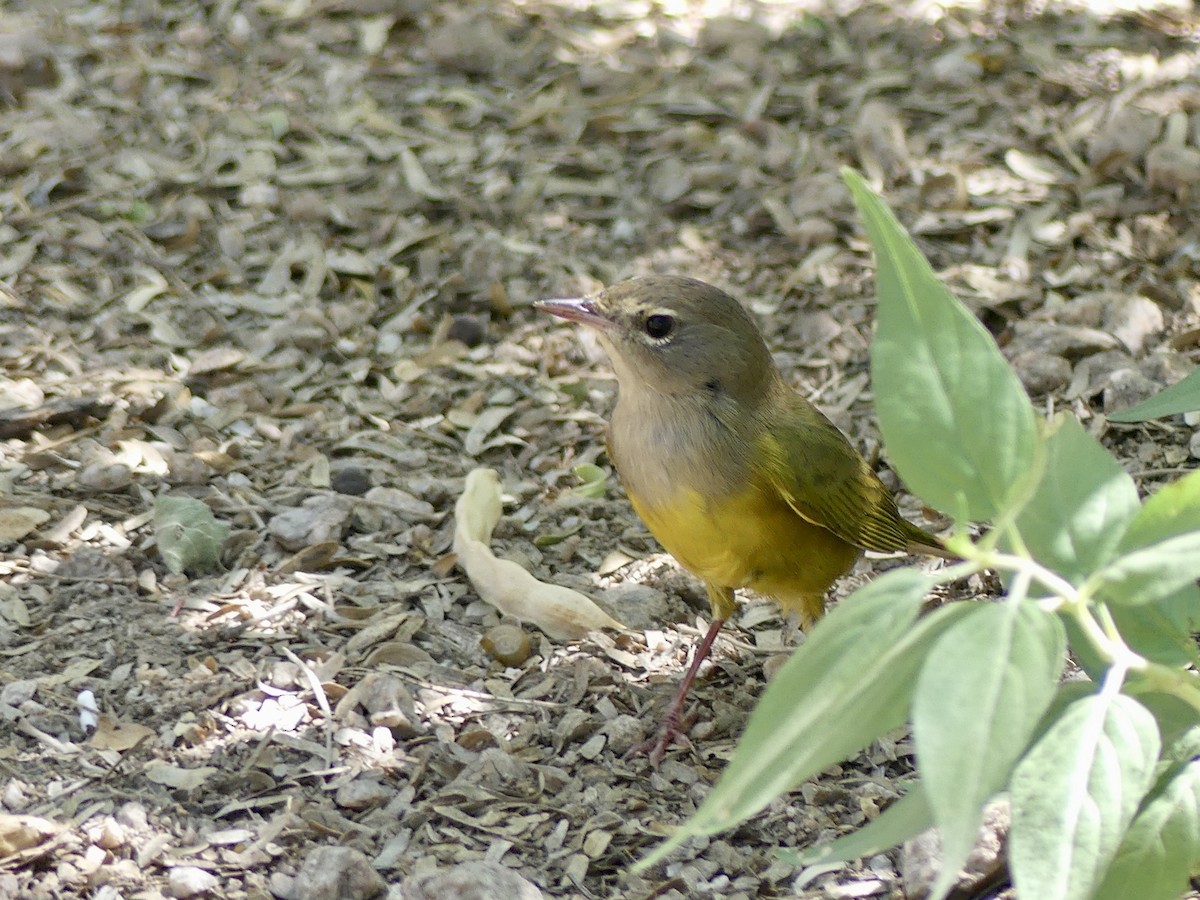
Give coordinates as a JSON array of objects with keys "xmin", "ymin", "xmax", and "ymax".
[{"xmin": 537, "ymin": 275, "xmax": 944, "ymax": 760}]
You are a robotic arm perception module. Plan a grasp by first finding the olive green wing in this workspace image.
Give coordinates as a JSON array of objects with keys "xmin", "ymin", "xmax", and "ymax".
[{"xmin": 756, "ymin": 397, "xmax": 937, "ymax": 554}]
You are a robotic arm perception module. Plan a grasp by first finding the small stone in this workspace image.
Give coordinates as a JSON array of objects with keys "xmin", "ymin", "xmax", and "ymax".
[
  {"xmin": 115, "ymin": 802, "xmax": 149, "ymax": 831},
  {"xmin": 0, "ymin": 679, "xmax": 36, "ymax": 707},
  {"xmin": 89, "ymin": 816, "xmax": 125, "ymax": 850},
  {"xmin": 334, "ymin": 777, "xmax": 392, "ymax": 811},
  {"xmin": 447, "ymin": 315, "xmax": 487, "ymax": 348},
  {"xmin": 1088, "ymin": 105, "xmax": 1162, "ymax": 173},
  {"xmin": 77, "ymin": 462, "xmax": 132, "ymax": 492},
  {"xmin": 1102, "ymin": 294, "xmax": 1164, "ymax": 355},
  {"xmin": 1065, "ymin": 350, "xmax": 1137, "ymax": 401},
  {"xmin": 762, "ymin": 653, "xmax": 789, "ymax": 682},
  {"xmin": 1008, "ymin": 320, "xmax": 1119, "ymax": 360},
  {"xmin": 1103, "ymin": 368, "xmax": 1159, "ymax": 414},
  {"xmin": 401, "ymin": 861, "xmax": 543, "ymax": 900},
  {"xmin": 362, "ymin": 486, "xmax": 435, "ymax": 519},
  {"xmin": 1010, "ymin": 350, "xmax": 1071, "ymax": 396},
  {"xmin": 426, "ymin": 14, "xmax": 516, "ymax": 76},
  {"xmin": 480, "ymin": 624, "xmax": 532, "ymax": 666},
  {"xmin": 792, "ymin": 216, "xmax": 838, "ymax": 249},
  {"xmin": 331, "ymin": 466, "xmax": 371, "ymax": 496},
  {"xmin": 901, "ymin": 799, "xmax": 1008, "ymax": 898},
  {"xmin": 1147, "ymin": 140, "xmax": 1200, "ymax": 195},
  {"xmin": 291, "ymin": 846, "xmax": 386, "ymax": 900},
  {"xmin": 283, "ymin": 189, "xmax": 329, "ymax": 223},
  {"xmin": 359, "ymin": 673, "xmax": 422, "ymax": 737},
  {"xmin": 166, "ymin": 866, "xmax": 218, "ymax": 898},
  {"xmin": 599, "ymin": 714, "xmax": 646, "ymax": 757},
  {"xmin": 600, "ymin": 583, "xmax": 672, "ymax": 631},
  {"xmin": 267, "ymin": 496, "xmax": 352, "ymax": 550}
]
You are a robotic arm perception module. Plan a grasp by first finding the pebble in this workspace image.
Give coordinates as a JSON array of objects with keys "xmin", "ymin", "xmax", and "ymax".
[
  {"xmin": 335, "ymin": 777, "xmax": 393, "ymax": 811},
  {"xmin": 89, "ymin": 816, "xmax": 125, "ymax": 850},
  {"xmin": 1010, "ymin": 350, "xmax": 1071, "ymax": 396},
  {"xmin": 1007, "ymin": 320, "xmax": 1119, "ymax": 360},
  {"xmin": 401, "ymin": 861, "xmax": 544, "ymax": 899},
  {"xmin": 1147, "ymin": 141, "xmax": 1200, "ymax": 195},
  {"xmin": 600, "ymin": 714, "xmax": 646, "ymax": 757},
  {"xmin": 600, "ymin": 583, "xmax": 672, "ymax": 631},
  {"xmin": 448, "ymin": 315, "xmax": 487, "ymax": 348},
  {"xmin": 289, "ymin": 846, "xmax": 386, "ymax": 900},
  {"xmin": 266, "ymin": 496, "xmax": 352, "ymax": 550},
  {"xmin": 331, "ymin": 465, "xmax": 371, "ymax": 496},
  {"xmin": 76, "ymin": 462, "xmax": 132, "ymax": 492},
  {"xmin": 1103, "ymin": 367, "xmax": 1159, "ymax": 414},
  {"xmin": 1088, "ymin": 105, "xmax": 1162, "ymax": 172},
  {"xmin": 481, "ymin": 624, "xmax": 533, "ymax": 666},
  {"xmin": 166, "ymin": 866, "xmax": 218, "ymax": 898},
  {"xmin": 115, "ymin": 802, "xmax": 149, "ymax": 831},
  {"xmin": 1102, "ymin": 294, "xmax": 1164, "ymax": 354}
]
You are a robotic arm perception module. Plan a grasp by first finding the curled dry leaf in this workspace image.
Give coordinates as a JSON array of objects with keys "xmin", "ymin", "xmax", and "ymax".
[{"xmin": 453, "ymin": 468, "xmax": 623, "ymax": 641}]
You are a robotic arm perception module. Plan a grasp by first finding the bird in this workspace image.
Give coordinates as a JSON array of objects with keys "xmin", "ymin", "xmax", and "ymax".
[{"xmin": 536, "ymin": 275, "xmax": 945, "ymax": 762}]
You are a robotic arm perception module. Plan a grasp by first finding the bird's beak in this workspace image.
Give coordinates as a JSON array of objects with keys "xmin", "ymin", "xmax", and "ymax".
[{"xmin": 534, "ymin": 297, "xmax": 613, "ymax": 331}]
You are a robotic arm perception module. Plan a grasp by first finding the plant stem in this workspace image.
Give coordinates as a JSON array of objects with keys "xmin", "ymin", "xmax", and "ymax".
[{"xmin": 974, "ymin": 550, "xmax": 1200, "ymax": 713}]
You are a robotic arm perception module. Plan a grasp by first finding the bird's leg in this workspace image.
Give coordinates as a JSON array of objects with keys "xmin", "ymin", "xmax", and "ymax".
[{"xmin": 629, "ymin": 585, "xmax": 737, "ymax": 765}]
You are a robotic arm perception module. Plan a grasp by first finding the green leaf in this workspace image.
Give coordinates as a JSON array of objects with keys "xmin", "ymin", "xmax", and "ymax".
[
  {"xmin": 1094, "ymin": 531, "xmax": 1200, "ymax": 607},
  {"xmin": 1139, "ymin": 695, "xmax": 1200, "ymax": 757},
  {"xmin": 1093, "ymin": 758, "xmax": 1200, "ymax": 900},
  {"xmin": 1107, "ymin": 366, "xmax": 1200, "ymax": 422},
  {"xmin": 637, "ymin": 568, "xmax": 965, "ymax": 867},
  {"xmin": 154, "ymin": 495, "xmax": 230, "ymax": 575},
  {"xmin": 1010, "ymin": 415, "xmax": 1139, "ymax": 584},
  {"xmin": 1109, "ymin": 590, "xmax": 1200, "ymax": 667},
  {"xmin": 1119, "ymin": 469, "xmax": 1200, "ymax": 551},
  {"xmin": 913, "ymin": 602, "xmax": 1066, "ymax": 899},
  {"xmin": 572, "ymin": 463, "xmax": 608, "ymax": 499},
  {"xmin": 1099, "ymin": 470, "xmax": 1200, "ymax": 642},
  {"xmin": 1010, "ymin": 693, "xmax": 1161, "ymax": 900},
  {"xmin": 843, "ymin": 168, "xmax": 1037, "ymax": 523},
  {"xmin": 791, "ymin": 783, "xmax": 932, "ymax": 867}
]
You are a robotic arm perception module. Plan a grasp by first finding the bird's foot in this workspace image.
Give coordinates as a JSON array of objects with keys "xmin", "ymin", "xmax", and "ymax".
[{"xmin": 624, "ymin": 706, "xmax": 700, "ymax": 766}]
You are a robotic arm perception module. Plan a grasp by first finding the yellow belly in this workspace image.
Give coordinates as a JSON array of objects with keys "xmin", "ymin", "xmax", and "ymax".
[{"xmin": 628, "ymin": 481, "xmax": 861, "ymax": 622}]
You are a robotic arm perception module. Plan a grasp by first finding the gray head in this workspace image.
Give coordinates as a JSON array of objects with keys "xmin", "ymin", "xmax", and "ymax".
[{"xmin": 536, "ymin": 275, "xmax": 779, "ymax": 406}]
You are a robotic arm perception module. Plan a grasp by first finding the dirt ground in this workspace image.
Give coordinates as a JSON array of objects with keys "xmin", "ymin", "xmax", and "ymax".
[{"xmin": 1, "ymin": 0, "xmax": 1198, "ymax": 897}]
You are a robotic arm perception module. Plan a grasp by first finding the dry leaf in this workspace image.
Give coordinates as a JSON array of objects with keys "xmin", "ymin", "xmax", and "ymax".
[
  {"xmin": 92, "ymin": 715, "xmax": 156, "ymax": 751},
  {"xmin": 143, "ymin": 760, "xmax": 218, "ymax": 791},
  {"xmin": 453, "ymin": 468, "xmax": 623, "ymax": 641}
]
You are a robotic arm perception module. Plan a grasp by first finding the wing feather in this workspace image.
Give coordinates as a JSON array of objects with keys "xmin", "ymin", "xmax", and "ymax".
[{"xmin": 756, "ymin": 395, "xmax": 933, "ymax": 553}]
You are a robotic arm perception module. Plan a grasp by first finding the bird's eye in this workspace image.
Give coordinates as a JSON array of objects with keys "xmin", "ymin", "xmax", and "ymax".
[{"xmin": 644, "ymin": 313, "xmax": 676, "ymax": 340}]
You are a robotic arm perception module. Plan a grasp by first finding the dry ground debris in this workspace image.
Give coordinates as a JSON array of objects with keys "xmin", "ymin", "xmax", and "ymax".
[{"xmin": 1, "ymin": 1, "xmax": 1198, "ymax": 897}]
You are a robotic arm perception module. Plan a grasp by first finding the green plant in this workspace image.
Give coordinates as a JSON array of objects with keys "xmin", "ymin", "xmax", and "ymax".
[
  {"xmin": 636, "ymin": 169, "xmax": 1200, "ymax": 900},
  {"xmin": 1108, "ymin": 367, "xmax": 1200, "ymax": 423}
]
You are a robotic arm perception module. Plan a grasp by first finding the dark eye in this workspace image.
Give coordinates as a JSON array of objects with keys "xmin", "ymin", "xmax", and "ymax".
[{"xmin": 644, "ymin": 313, "xmax": 675, "ymax": 340}]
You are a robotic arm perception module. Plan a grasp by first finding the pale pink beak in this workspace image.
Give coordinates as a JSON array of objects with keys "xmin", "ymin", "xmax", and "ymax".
[{"xmin": 534, "ymin": 297, "xmax": 613, "ymax": 331}]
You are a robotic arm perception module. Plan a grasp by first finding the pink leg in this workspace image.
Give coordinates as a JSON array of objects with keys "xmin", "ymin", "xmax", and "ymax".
[{"xmin": 629, "ymin": 617, "xmax": 727, "ymax": 765}]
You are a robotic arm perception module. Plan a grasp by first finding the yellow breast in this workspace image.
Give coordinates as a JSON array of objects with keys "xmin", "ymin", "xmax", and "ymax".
[{"xmin": 627, "ymin": 479, "xmax": 861, "ymax": 620}]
